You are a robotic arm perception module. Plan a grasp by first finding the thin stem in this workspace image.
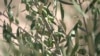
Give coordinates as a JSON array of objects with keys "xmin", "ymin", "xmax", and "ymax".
[
  {"xmin": 85, "ymin": 0, "xmax": 97, "ymax": 13},
  {"xmin": 82, "ymin": 16, "xmax": 95, "ymax": 56},
  {"xmin": 0, "ymin": 12, "xmax": 34, "ymax": 38}
]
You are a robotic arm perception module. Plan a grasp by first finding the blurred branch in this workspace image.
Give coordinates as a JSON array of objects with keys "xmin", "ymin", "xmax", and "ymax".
[
  {"xmin": 0, "ymin": 11, "xmax": 34, "ymax": 38},
  {"xmin": 82, "ymin": 16, "xmax": 95, "ymax": 56},
  {"xmin": 85, "ymin": 0, "xmax": 98, "ymax": 13},
  {"xmin": 7, "ymin": 0, "xmax": 12, "ymax": 7},
  {"xmin": 59, "ymin": 0, "xmax": 73, "ymax": 5}
]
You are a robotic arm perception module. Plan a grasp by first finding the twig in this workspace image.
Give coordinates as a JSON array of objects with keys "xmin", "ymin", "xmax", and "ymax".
[
  {"xmin": 82, "ymin": 16, "xmax": 95, "ymax": 56},
  {"xmin": 0, "ymin": 12, "xmax": 34, "ymax": 38},
  {"xmin": 85, "ymin": 0, "xmax": 97, "ymax": 13}
]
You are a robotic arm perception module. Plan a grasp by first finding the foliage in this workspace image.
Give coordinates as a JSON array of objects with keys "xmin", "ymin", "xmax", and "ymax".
[{"xmin": 0, "ymin": 0, "xmax": 100, "ymax": 56}]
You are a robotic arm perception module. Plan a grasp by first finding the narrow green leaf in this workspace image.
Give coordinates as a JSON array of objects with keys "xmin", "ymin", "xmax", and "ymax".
[
  {"xmin": 60, "ymin": 3, "xmax": 64, "ymax": 20},
  {"xmin": 44, "ymin": 7, "xmax": 53, "ymax": 16},
  {"xmin": 54, "ymin": 0, "xmax": 57, "ymax": 16},
  {"xmin": 58, "ymin": 25, "xmax": 64, "ymax": 33},
  {"xmin": 85, "ymin": 0, "xmax": 97, "ymax": 13},
  {"xmin": 70, "ymin": 43, "xmax": 79, "ymax": 56},
  {"xmin": 98, "ymin": 0, "xmax": 100, "ymax": 4},
  {"xmin": 4, "ymin": 0, "xmax": 7, "ymax": 6},
  {"xmin": 30, "ymin": 20, "xmax": 35, "ymax": 30},
  {"xmin": 8, "ymin": 9, "xmax": 14, "ymax": 22},
  {"xmin": 38, "ymin": 4, "xmax": 43, "ymax": 14},
  {"xmin": 16, "ymin": 27, "xmax": 20, "ymax": 37},
  {"xmin": 3, "ymin": 22, "xmax": 11, "ymax": 43},
  {"xmin": 60, "ymin": 20, "xmax": 66, "ymax": 31},
  {"xmin": 93, "ymin": 12, "xmax": 97, "ymax": 31},
  {"xmin": 72, "ymin": 0, "xmax": 85, "ymax": 17},
  {"xmin": 61, "ymin": 47, "xmax": 66, "ymax": 56},
  {"xmin": 54, "ymin": 32, "xmax": 64, "ymax": 37},
  {"xmin": 66, "ymin": 36, "xmax": 73, "ymax": 55},
  {"xmin": 26, "ymin": 4, "xmax": 30, "ymax": 11},
  {"xmin": 28, "ymin": 0, "xmax": 34, "ymax": 6},
  {"xmin": 7, "ymin": 24, "xmax": 12, "ymax": 32},
  {"xmin": 78, "ymin": 48, "xmax": 87, "ymax": 55},
  {"xmin": 59, "ymin": 0, "xmax": 73, "ymax": 5},
  {"xmin": 31, "ymin": 10, "xmax": 37, "ymax": 16},
  {"xmin": 95, "ymin": 32, "xmax": 100, "ymax": 47},
  {"xmin": 47, "ymin": 2, "xmax": 51, "ymax": 8},
  {"xmin": 40, "ymin": 0, "xmax": 47, "ymax": 4},
  {"xmin": 21, "ymin": 0, "xmax": 25, "ymax": 3},
  {"xmin": 44, "ymin": 38, "xmax": 54, "ymax": 47},
  {"xmin": 26, "ymin": 15, "xmax": 33, "ymax": 21},
  {"xmin": 15, "ymin": 19, "xmax": 19, "ymax": 24},
  {"xmin": 48, "ymin": 15, "xmax": 56, "ymax": 25},
  {"xmin": 42, "ymin": 9, "xmax": 47, "ymax": 17}
]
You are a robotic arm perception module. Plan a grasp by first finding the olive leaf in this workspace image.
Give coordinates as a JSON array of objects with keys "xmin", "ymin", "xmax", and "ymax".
[
  {"xmin": 60, "ymin": 3, "xmax": 64, "ymax": 20},
  {"xmin": 4, "ymin": 0, "xmax": 7, "ymax": 6}
]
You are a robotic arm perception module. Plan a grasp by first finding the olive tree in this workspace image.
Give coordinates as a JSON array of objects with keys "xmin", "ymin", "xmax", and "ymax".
[{"xmin": 0, "ymin": 0, "xmax": 100, "ymax": 56}]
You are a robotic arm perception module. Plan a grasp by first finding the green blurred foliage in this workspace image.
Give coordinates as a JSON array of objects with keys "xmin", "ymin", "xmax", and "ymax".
[{"xmin": 1, "ymin": 0, "xmax": 100, "ymax": 56}]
